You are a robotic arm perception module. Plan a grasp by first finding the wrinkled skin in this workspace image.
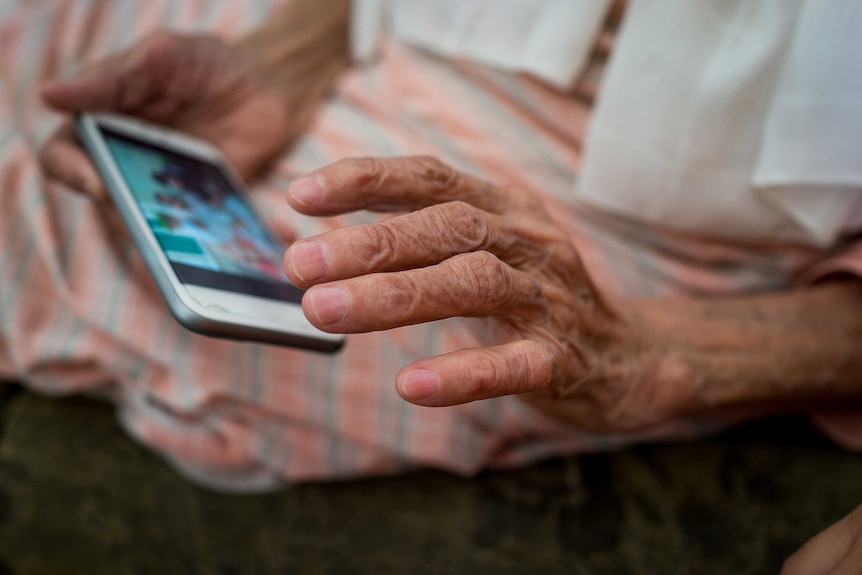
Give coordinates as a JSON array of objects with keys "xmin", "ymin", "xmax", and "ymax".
[
  {"xmin": 39, "ymin": 28, "xmax": 862, "ymax": 574},
  {"xmin": 42, "ymin": 34, "xmax": 677, "ymax": 436},
  {"xmin": 283, "ymin": 156, "xmax": 684, "ymax": 431}
]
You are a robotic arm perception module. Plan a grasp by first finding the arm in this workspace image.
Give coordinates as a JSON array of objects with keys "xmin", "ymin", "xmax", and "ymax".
[
  {"xmin": 234, "ymin": 0, "xmax": 350, "ymax": 147},
  {"xmin": 634, "ymin": 280, "xmax": 862, "ymax": 411},
  {"xmin": 532, "ymin": 280, "xmax": 862, "ymax": 429},
  {"xmin": 280, "ymin": 156, "xmax": 862, "ymax": 431},
  {"xmin": 513, "ymin": 278, "xmax": 862, "ymax": 431}
]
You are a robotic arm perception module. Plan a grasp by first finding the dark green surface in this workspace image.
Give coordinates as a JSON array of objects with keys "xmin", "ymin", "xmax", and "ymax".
[{"xmin": 1, "ymin": 381, "xmax": 860, "ymax": 575}]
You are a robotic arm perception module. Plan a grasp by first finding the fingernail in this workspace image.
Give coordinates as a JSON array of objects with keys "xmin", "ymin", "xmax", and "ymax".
[
  {"xmin": 307, "ymin": 286, "xmax": 347, "ymax": 326},
  {"xmin": 287, "ymin": 240, "xmax": 328, "ymax": 282},
  {"xmin": 399, "ymin": 369, "xmax": 440, "ymax": 402},
  {"xmin": 289, "ymin": 174, "xmax": 324, "ymax": 207}
]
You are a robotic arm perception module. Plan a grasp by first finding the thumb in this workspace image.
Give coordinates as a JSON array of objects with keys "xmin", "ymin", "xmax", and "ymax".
[{"xmin": 41, "ymin": 33, "xmax": 178, "ymax": 113}]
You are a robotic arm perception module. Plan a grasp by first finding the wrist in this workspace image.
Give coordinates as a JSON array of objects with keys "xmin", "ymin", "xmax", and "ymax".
[
  {"xmin": 623, "ymin": 295, "xmax": 769, "ymax": 417},
  {"xmin": 614, "ymin": 298, "xmax": 707, "ymax": 420},
  {"xmin": 235, "ymin": 9, "xmax": 350, "ymax": 93},
  {"xmin": 623, "ymin": 282, "xmax": 862, "ymax": 416},
  {"xmin": 235, "ymin": 0, "xmax": 350, "ymax": 139}
]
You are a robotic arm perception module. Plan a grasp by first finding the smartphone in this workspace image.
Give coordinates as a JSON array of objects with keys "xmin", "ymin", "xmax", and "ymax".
[{"xmin": 76, "ymin": 113, "xmax": 344, "ymax": 352}]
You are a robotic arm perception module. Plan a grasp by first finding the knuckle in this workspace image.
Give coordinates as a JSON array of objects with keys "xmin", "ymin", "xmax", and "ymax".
[
  {"xmin": 411, "ymin": 156, "xmax": 461, "ymax": 190},
  {"xmin": 463, "ymin": 349, "xmax": 505, "ymax": 398},
  {"xmin": 359, "ymin": 223, "xmax": 401, "ymax": 269},
  {"xmin": 436, "ymin": 201, "xmax": 489, "ymax": 250},
  {"xmin": 461, "ymin": 342, "xmax": 551, "ymax": 400},
  {"xmin": 351, "ymin": 156, "xmax": 391, "ymax": 192},
  {"xmin": 454, "ymin": 251, "xmax": 515, "ymax": 311},
  {"xmin": 516, "ymin": 341, "xmax": 555, "ymax": 392},
  {"xmin": 377, "ymin": 273, "xmax": 420, "ymax": 316},
  {"xmin": 493, "ymin": 343, "xmax": 551, "ymax": 398}
]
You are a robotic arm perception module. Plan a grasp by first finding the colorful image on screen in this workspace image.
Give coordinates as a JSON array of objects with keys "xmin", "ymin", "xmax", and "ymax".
[{"xmin": 102, "ymin": 131, "xmax": 287, "ymax": 284}]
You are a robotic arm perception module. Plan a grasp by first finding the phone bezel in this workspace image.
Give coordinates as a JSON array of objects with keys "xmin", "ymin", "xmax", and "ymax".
[{"xmin": 76, "ymin": 112, "xmax": 344, "ymax": 352}]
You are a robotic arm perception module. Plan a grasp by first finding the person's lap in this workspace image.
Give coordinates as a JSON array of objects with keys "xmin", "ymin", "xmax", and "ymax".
[{"xmin": 0, "ymin": 0, "xmax": 821, "ymax": 491}]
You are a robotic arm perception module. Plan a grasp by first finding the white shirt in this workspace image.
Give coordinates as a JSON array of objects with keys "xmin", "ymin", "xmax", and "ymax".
[{"xmin": 353, "ymin": 0, "xmax": 862, "ymax": 246}]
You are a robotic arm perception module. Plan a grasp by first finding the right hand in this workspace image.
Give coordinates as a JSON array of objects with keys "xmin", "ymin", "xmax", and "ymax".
[
  {"xmin": 40, "ymin": 32, "xmax": 294, "ymax": 200},
  {"xmin": 782, "ymin": 502, "xmax": 862, "ymax": 575}
]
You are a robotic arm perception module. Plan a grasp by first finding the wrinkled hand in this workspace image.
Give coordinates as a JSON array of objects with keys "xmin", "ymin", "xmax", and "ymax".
[
  {"xmin": 39, "ymin": 32, "xmax": 292, "ymax": 200},
  {"xmin": 783, "ymin": 503, "xmax": 862, "ymax": 575},
  {"xmin": 284, "ymin": 156, "xmax": 681, "ymax": 431}
]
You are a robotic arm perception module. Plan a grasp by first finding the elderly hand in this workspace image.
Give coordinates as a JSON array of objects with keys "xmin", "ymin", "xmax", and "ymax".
[
  {"xmin": 782, "ymin": 503, "xmax": 862, "ymax": 575},
  {"xmin": 40, "ymin": 33, "xmax": 294, "ymax": 200},
  {"xmin": 284, "ymin": 156, "xmax": 862, "ymax": 430},
  {"xmin": 40, "ymin": 0, "xmax": 349, "ymax": 200},
  {"xmin": 284, "ymin": 156, "xmax": 687, "ymax": 431}
]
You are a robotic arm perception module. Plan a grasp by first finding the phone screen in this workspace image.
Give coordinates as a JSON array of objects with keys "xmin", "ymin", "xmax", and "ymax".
[{"xmin": 100, "ymin": 128, "xmax": 304, "ymax": 304}]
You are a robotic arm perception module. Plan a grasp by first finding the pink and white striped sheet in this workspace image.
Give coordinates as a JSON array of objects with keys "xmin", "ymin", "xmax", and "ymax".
[{"xmin": 1, "ymin": 0, "xmax": 859, "ymax": 491}]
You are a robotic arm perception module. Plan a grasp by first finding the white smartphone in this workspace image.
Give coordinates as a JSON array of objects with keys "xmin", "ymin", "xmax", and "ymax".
[{"xmin": 76, "ymin": 112, "xmax": 344, "ymax": 352}]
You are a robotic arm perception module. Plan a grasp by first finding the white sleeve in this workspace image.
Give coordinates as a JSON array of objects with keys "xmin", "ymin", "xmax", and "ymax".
[
  {"xmin": 578, "ymin": 0, "xmax": 862, "ymax": 247},
  {"xmin": 349, "ymin": 0, "xmax": 611, "ymax": 89},
  {"xmin": 752, "ymin": 0, "xmax": 862, "ymax": 245}
]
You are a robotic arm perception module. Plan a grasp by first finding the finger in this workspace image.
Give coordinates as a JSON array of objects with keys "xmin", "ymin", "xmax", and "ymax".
[
  {"xmin": 301, "ymin": 251, "xmax": 543, "ymax": 332},
  {"xmin": 286, "ymin": 156, "xmax": 512, "ymax": 216},
  {"xmin": 828, "ymin": 535, "xmax": 862, "ymax": 575},
  {"xmin": 41, "ymin": 33, "xmax": 175, "ymax": 113},
  {"xmin": 39, "ymin": 123, "xmax": 107, "ymax": 200},
  {"xmin": 285, "ymin": 201, "xmax": 552, "ymax": 286},
  {"xmin": 782, "ymin": 517, "xmax": 855, "ymax": 575},
  {"xmin": 394, "ymin": 339, "xmax": 555, "ymax": 406}
]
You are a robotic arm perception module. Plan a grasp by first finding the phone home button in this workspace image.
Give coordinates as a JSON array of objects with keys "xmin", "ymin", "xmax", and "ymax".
[{"xmin": 205, "ymin": 303, "xmax": 229, "ymax": 314}]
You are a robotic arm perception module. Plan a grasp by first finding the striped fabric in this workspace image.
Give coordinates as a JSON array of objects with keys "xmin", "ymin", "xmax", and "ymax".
[{"xmin": 1, "ymin": 0, "xmax": 859, "ymax": 491}]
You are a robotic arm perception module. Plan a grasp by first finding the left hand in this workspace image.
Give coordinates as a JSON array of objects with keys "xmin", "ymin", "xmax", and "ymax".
[
  {"xmin": 283, "ymin": 156, "xmax": 689, "ymax": 431},
  {"xmin": 782, "ymin": 503, "xmax": 862, "ymax": 575},
  {"xmin": 40, "ymin": 33, "xmax": 296, "ymax": 201}
]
